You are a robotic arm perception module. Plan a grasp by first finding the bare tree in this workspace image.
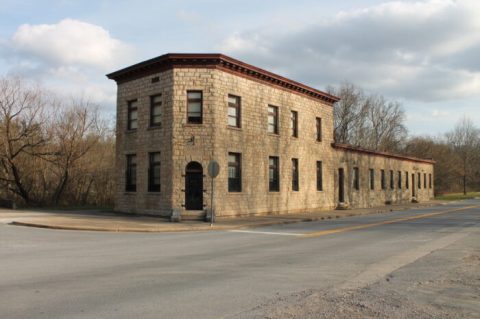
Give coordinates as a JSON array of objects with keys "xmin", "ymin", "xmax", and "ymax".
[
  {"xmin": 0, "ymin": 76, "xmax": 52, "ymax": 204},
  {"xmin": 446, "ymin": 117, "xmax": 480, "ymax": 195},
  {"xmin": 328, "ymin": 82, "xmax": 407, "ymax": 152}
]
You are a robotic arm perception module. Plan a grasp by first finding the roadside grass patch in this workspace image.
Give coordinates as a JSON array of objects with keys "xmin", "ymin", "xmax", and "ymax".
[{"xmin": 434, "ymin": 192, "xmax": 480, "ymax": 201}]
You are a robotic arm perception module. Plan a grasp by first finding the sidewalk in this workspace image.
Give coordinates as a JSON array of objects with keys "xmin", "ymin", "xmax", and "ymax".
[{"xmin": 0, "ymin": 201, "xmax": 449, "ymax": 233}]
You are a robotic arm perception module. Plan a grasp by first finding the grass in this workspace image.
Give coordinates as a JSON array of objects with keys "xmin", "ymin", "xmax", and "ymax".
[{"xmin": 434, "ymin": 192, "xmax": 480, "ymax": 201}]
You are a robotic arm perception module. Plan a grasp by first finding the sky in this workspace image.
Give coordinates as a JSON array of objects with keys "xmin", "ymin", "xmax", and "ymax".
[{"xmin": 0, "ymin": 0, "xmax": 479, "ymax": 136}]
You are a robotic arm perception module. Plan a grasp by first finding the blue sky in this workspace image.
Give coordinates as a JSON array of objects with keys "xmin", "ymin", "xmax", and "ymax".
[{"xmin": 1, "ymin": 0, "xmax": 479, "ymax": 136}]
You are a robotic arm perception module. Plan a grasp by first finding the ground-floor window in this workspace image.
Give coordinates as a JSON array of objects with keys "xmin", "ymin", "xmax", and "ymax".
[
  {"xmin": 317, "ymin": 161, "xmax": 323, "ymax": 191},
  {"xmin": 269, "ymin": 156, "xmax": 280, "ymax": 192},
  {"xmin": 353, "ymin": 167, "xmax": 359, "ymax": 190},
  {"xmin": 228, "ymin": 153, "xmax": 242, "ymax": 192},
  {"xmin": 381, "ymin": 170, "xmax": 386, "ymax": 190},
  {"xmin": 405, "ymin": 171, "xmax": 409, "ymax": 189},
  {"xmin": 369, "ymin": 168, "xmax": 375, "ymax": 190},
  {"xmin": 148, "ymin": 152, "xmax": 161, "ymax": 192},
  {"xmin": 126, "ymin": 154, "xmax": 137, "ymax": 192},
  {"xmin": 398, "ymin": 171, "xmax": 402, "ymax": 189},
  {"xmin": 292, "ymin": 158, "xmax": 299, "ymax": 191}
]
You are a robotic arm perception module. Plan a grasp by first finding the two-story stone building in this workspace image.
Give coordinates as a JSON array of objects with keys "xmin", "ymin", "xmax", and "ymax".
[{"xmin": 107, "ymin": 53, "xmax": 434, "ymax": 219}]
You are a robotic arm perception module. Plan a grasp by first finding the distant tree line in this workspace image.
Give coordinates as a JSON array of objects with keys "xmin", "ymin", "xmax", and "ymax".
[
  {"xmin": 330, "ymin": 82, "xmax": 480, "ymax": 195},
  {"xmin": 0, "ymin": 76, "xmax": 115, "ymax": 207}
]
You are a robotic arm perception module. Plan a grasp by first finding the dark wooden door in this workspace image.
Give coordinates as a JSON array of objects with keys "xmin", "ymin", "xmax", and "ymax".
[
  {"xmin": 338, "ymin": 168, "xmax": 345, "ymax": 203},
  {"xmin": 185, "ymin": 162, "xmax": 203, "ymax": 210}
]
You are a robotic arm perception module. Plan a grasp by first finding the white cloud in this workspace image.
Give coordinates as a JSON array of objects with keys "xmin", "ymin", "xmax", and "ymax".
[
  {"xmin": 218, "ymin": 0, "xmax": 480, "ymax": 102},
  {"xmin": 10, "ymin": 18, "xmax": 133, "ymax": 70}
]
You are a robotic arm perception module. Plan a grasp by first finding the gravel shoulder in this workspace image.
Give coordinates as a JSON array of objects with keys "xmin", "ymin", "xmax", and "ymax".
[{"xmin": 231, "ymin": 227, "xmax": 480, "ymax": 319}]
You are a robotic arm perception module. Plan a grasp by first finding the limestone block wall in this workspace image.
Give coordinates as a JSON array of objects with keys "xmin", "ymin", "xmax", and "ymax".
[
  {"xmin": 204, "ymin": 69, "xmax": 337, "ymax": 217},
  {"xmin": 332, "ymin": 148, "xmax": 434, "ymax": 208},
  {"xmin": 114, "ymin": 70, "xmax": 174, "ymax": 215}
]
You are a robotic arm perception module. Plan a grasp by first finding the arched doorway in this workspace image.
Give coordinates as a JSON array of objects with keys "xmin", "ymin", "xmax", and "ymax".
[{"xmin": 185, "ymin": 162, "xmax": 203, "ymax": 210}]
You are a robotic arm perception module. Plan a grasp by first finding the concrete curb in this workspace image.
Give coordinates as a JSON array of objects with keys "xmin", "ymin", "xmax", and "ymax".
[{"xmin": 6, "ymin": 201, "xmax": 449, "ymax": 233}]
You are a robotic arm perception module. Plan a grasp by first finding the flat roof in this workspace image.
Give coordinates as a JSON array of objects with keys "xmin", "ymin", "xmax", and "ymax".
[{"xmin": 106, "ymin": 53, "xmax": 340, "ymax": 105}]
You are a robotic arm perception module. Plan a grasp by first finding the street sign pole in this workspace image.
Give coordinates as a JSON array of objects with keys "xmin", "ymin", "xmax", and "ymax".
[{"xmin": 207, "ymin": 161, "xmax": 220, "ymax": 226}]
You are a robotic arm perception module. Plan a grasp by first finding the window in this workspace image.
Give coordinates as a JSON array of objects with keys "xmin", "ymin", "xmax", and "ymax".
[
  {"xmin": 150, "ymin": 94, "xmax": 162, "ymax": 127},
  {"xmin": 406, "ymin": 171, "xmax": 409, "ymax": 189},
  {"xmin": 268, "ymin": 105, "xmax": 279, "ymax": 134},
  {"xmin": 424, "ymin": 173, "xmax": 427, "ymax": 188},
  {"xmin": 126, "ymin": 154, "xmax": 137, "ymax": 192},
  {"xmin": 353, "ymin": 167, "xmax": 359, "ymax": 190},
  {"xmin": 187, "ymin": 91, "xmax": 202, "ymax": 124},
  {"xmin": 292, "ymin": 158, "xmax": 299, "ymax": 191},
  {"xmin": 291, "ymin": 111, "xmax": 298, "ymax": 137},
  {"xmin": 148, "ymin": 152, "xmax": 161, "ymax": 192},
  {"xmin": 316, "ymin": 117, "xmax": 322, "ymax": 142},
  {"xmin": 381, "ymin": 170, "xmax": 386, "ymax": 190},
  {"xmin": 269, "ymin": 156, "xmax": 279, "ymax": 191},
  {"xmin": 127, "ymin": 100, "xmax": 138, "ymax": 130},
  {"xmin": 418, "ymin": 173, "xmax": 421, "ymax": 189},
  {"xmin": 228, "ymin": 153, "xmax": 242, "ymax": 192},
  {"xmin": 398, "ymin": 171, "xmax": 402, "ymax": 189},
  {"xmin": 369, "ymin": 169, "xmax": 375, "ymax": 190},
  {"xmin": 429, "ymin": 174, "xmax": 432, "ymax": 189},
  {"xmin": 390, "ymin": 170, "xmax": 394, "ymax": 189},
  {"xmin": 228, "ymin": 95, "xmax": 241, "ymax": 128},
  {"xmin": 317, "ymin": 161, "xmax": 323, "ymax": 191}
]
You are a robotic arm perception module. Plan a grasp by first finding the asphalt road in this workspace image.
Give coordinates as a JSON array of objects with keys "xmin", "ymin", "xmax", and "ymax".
[{"xmin": 1, "ymin": 200, "xmax": 479, "ymax": 319}]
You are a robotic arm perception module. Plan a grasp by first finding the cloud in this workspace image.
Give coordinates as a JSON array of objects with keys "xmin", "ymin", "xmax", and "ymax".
[
  {"xmin": 0, "ymin": 19, "xmax": 135, "ymax": 115},
  {"xmin": 218, "ymin": 0, "xmax": 480, "ymax": 102},
  {"xmin": 9, "ymin": 18, "xmax": 133, "ymax": 70}
]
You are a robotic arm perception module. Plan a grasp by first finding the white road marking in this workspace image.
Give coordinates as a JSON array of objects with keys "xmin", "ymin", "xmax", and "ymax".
[{"xmin": 228, "ymin": 229, "xmax": 302, "ymax": 236}]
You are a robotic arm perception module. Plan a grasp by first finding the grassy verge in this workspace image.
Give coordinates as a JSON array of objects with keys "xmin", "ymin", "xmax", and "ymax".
[{"xmin": 434, "ymin": 192, "xmax": 480, "ymax": 201}]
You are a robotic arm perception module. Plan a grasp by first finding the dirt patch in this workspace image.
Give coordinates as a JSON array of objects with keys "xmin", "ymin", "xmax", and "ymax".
[{"xmin": 232, "ymin": 246, "xmax": 480, "ymax": 319}]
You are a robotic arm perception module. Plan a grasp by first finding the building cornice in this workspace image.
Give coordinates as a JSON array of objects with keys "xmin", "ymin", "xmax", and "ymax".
[
  {"xmin": 106, "ymin": 53, "xmax": 340, "ymax": 105},
  {"xmin": 332, "ymin": 143, "xmax": 436, "ymax": 165}
]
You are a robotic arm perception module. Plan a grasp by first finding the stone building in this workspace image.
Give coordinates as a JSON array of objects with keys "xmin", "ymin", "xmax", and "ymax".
[{"xmin": 107, "ymin": 53, "xmax": 434, "ymax": 219}]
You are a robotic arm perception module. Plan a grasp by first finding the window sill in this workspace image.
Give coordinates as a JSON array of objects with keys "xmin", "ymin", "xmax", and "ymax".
[
  {"xmin": 227, "ymin": 126, "xmax": 242, "ymax": 131},
  {"xmin": 147, "ymin": 192, "xmax": 161, "ymax": 195},
  {"xmin": 124, "ymin": 191, "xmax": 136, "ymax": 195},
  {"xmin": 227, "ymin": 191, "xmax": 243, "ymax": 194},
  {"xmin": 183, "ymin": 123, "xmax": 203, "ymax": 127},
  {"xmin": 125, "ymin": 129, "xmax": 137, "ymax": 135},
  {"xmin": 147, "ymin": 125, "xmax": 162, "ymax": 131},
  {"xmin": 267, "ymin": 133, "xmax": 280, "ymax": 137}
]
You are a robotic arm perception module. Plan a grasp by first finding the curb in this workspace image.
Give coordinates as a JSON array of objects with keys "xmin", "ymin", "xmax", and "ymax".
[{"xmin": 8, "ymin": 202, "xmax": 448, "ymax": 233}]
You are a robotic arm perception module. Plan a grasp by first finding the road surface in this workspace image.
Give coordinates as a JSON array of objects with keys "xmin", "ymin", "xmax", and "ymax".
[{"xmin": 1, "ymin": 200, "xmax": 479, "ymax": 318}]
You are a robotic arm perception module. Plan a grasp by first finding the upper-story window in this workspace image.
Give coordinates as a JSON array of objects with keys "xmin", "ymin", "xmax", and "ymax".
[
  {"xmin": 125, "ymin": 154, "xmax": 137, "ymax": 192},
  {"xmin": 291, "ymin": 111, "xmax": 298, "ymax": 137},
  {"xmin": 127, "ymin": 100, "xmax": 138, "ymax": 130},
  {"xmin": 268, "ymin": 105, "xmax": 279, "ymax": 134},
  {"xmin": 150, "ymin": 94, "xmax": 162, "ymax": 127},
  {"xmin": 316, "ymin": 117, "xmax": 322, "ymax": 142},
  {"xmin": 228, "ymin": 153, "xmax": 242, "ymax": 192},
  {"xmin": 187, "ymin": 91, "xmax": 202, "ymax": 124},
  {"xmin": 228, "ymin": 95, "xmax": 241, "ymax": 128}
]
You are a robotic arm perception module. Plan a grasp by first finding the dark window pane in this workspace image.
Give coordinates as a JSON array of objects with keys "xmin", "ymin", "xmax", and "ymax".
[
  {"xmin": 317, "ymin": 161, "xmax": 323, "ymax": 191},
  {"xmin": 269, "ymin": 156, "xmax": 279, "ymax": 191},
  {"xmin": 228, "ymin": 153, "xmax": 241, "ymax": 192},
  {"xmin": 316, "ymin": 117, "xmax": 322, "ymax": 141},
  {"xmin": 292, "ymin": 158, "xmax": 299, "ymax": 191},
  {"xmin": 150, "ymin": 94, "xmax": 162, "ymax": 127},
  {"xmin": 148, "ymin": 152, "xmax": 161, "ymax": 192},
  {"xmin": 291, "ymin": 111, "xmax": 298, "ymax": 137},
  {"xmin": 127, "ymin": 100, "xmax": 138, "ymax": 130},
  {"xmin": 353, "ymin": 167, "xmax": 359, "ymax": 190},
  {"xmin": 187, "ymin": 91, "xmax": 203, "ymax": 124},
  {"xmin": 126, "ymin": 154, "xmax": 137, "ymax": 192},
  {"xmin": 228, "ymin": 95, "xmax": 241, "ymax": 128},
  {"xmin": 268, "ymin": 106, "xmax": 278, "ymax": 134}
]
